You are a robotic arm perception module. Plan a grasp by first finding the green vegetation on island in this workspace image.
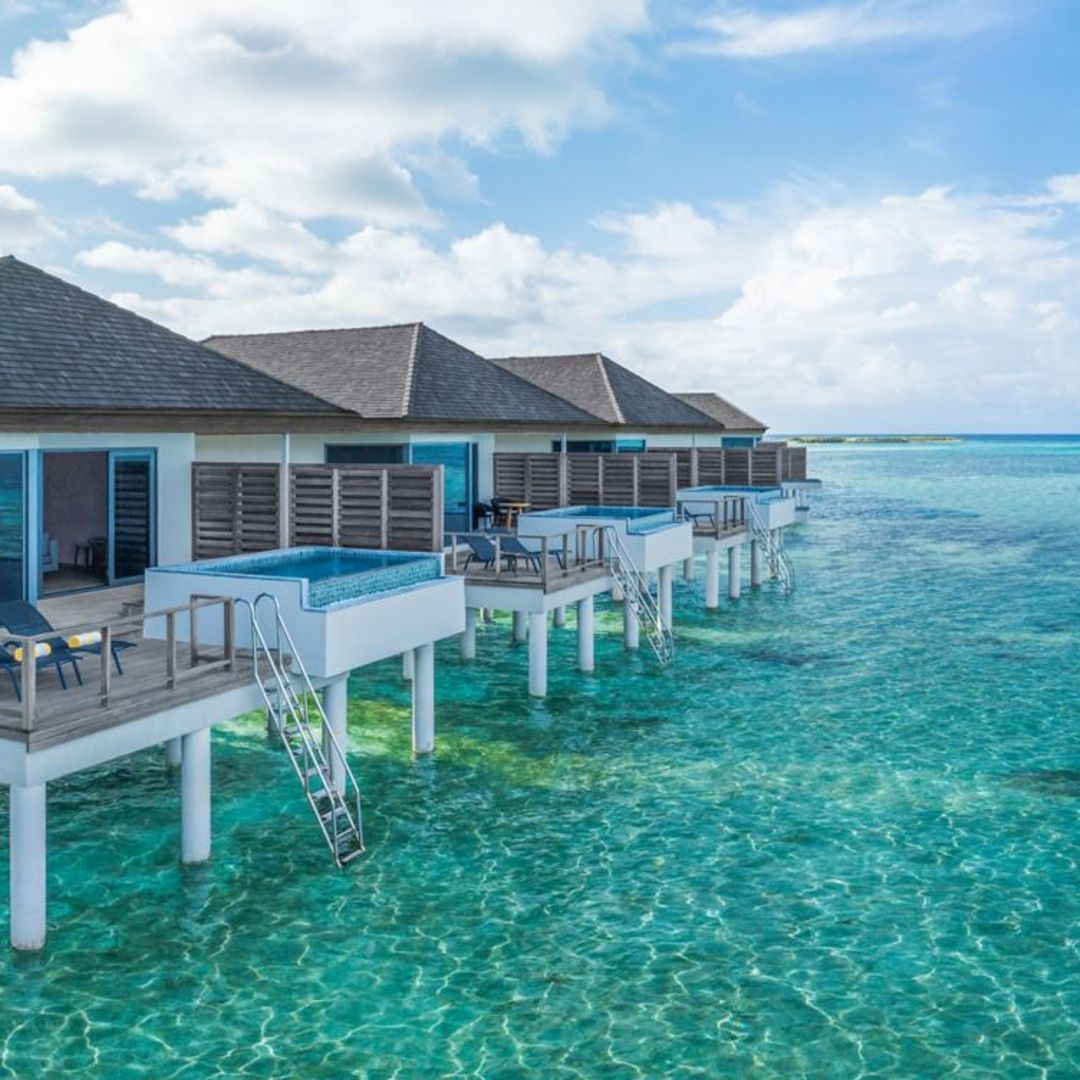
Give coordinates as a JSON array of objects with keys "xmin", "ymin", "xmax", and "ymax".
[{"xmin": 786, "ymin": 435, "xmax": 962, "ymax": 445}]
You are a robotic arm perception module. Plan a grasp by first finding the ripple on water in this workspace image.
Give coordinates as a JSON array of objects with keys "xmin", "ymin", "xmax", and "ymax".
[{"xmin": 1, "ymin": 438, "xmax": 1080, "ymax": 1077}]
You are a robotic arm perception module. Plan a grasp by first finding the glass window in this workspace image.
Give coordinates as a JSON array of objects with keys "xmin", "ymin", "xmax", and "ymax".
[
  {"xmin": 552, "ymin": 440, "xmax": 616, "ymax": 453},
  {"xmin": 0, "ymin": 453, "xmax": 25, "ymax": 602},
  {"xmin": 409, "ymin": 443, "xmax": 474, "ymax": 532},
  {"xmin": 616, "ymin": 439, "xmax": 646, "ymax": 453},
  {"xmin": 111, "ymin": 452, "xmax": 156, "ymax": 582},
  {"xmin": 721, "ymin": 436, "xmax": 757, "ymax": 448},
  {"xmin": 326, "ymin": 444, "xmax": 407, "ymax": 465}
]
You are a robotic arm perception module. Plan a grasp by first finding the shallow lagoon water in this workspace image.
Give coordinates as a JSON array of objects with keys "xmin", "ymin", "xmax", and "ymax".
[{"xmin": 2, "ymin": 437, "xmax": 1079, "ymax": 1077}]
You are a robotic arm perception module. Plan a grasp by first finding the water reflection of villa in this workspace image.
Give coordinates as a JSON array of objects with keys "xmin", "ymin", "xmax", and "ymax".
[{"xmin": 0, "ymin": 255, "xmax": 816, "ymax": 949}]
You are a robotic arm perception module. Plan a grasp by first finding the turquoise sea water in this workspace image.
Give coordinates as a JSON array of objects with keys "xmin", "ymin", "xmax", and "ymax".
[{"xmin": 2, "ymin": 436, "xmax": 1080, "ymax": 1077}]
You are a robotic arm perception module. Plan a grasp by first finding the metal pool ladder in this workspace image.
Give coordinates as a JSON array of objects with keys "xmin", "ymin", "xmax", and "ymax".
[
  {"xmin": 746, "ymin": 500, "xmax": 795, "ymax": 594},
  {"xmin": 241, "ymin": 593, "xmax": 364, "ymax": 866},
  {"xmin": 598, "ymin": 525, "xmax": 674, "ymax": 666}
]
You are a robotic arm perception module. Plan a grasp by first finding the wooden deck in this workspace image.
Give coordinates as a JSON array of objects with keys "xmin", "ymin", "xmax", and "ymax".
[
  {"xmin": 0, "ymin": 640, "xmax": 258, "ymax": 751},
  {"xmin": 1, "ymin": 588, "xmax": 262, "ymax": 752},
  {"xmin": 447, "ymin": 558, "xmax": 609, "ymax": 594}
]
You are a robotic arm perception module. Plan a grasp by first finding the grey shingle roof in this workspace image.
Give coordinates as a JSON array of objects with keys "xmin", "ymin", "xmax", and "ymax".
[
  {"xmin": 673, "ymin": 393, "xmax": 768, "ymax": 432},
  {"xmin": 206, "ymin": 324, "xmax": 599, "ymax": 425},
  {"xmin": 0, "ymin": 256, "xmax": 340, "ymax": 413},
  {"xmin": 491, "ymin": 353, "xmax": 723, "ymax": 430}
]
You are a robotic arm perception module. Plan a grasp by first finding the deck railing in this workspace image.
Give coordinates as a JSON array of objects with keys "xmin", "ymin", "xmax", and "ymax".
[
  {"xmin": 677, "ymin": 495, "xmax": 748, "ymax": 538},
  {"xmin": 1, "ymin": 596, "xmax": 238, "ymax": 733},
  {"xmin": 447, "ymin": 527, "xmax": 606, "ymax": 590}
]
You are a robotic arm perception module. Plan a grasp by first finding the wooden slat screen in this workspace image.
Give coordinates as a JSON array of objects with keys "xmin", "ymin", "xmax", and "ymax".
[
  {"xmin": 749, "ymin": 443, "xmax": 782, "ymax": 485},
  {"xmin": 192, "ymin": 463, "xmax": 281, "ymax": 559},
  {"xmin": 193, "ymin": 462, "xmax": 443, "ymax": 558},
  {"xmin": 782, "ymin": 447, "xmax": 807, "ymax": 481},
  {"xmin": 724, "ymin": 449, "xmax": 751, "ymax": 486},
  {"xmin": 493, "ymin": 452, "xmax": 678, "ymax": 508},
  {"xmin": 696, "ymin": 448, "xmax": 726, "ymax": 486}
]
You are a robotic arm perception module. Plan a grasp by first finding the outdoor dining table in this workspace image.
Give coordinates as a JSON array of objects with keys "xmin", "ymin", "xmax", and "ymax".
[{"xmin": 502, "ymin": 501, "xmax": 530, "ymax": 528}]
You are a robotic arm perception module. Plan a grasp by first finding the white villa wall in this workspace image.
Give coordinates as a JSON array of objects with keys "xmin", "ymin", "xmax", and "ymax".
[{"xmin": 0, "ymin": 431, "xmax": 195, "ymax": 570}]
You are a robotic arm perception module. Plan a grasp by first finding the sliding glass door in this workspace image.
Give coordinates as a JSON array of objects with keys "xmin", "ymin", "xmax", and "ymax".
[
  {"xmin": 109, "ymin": 451, "xmax": 156, "ymax": 584},
  {"xmin": 0, "ymin": 453, "xmax": 25, "ymax": 602},
  {"xmin": 409, "ymin": 443, "xmax": 475, "ymax": 532}
]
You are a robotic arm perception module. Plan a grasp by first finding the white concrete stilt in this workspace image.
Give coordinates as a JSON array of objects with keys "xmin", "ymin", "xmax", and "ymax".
[
  {"xmin": 553, "ymin": 606, "xmax": 566, "ymax": 628},
  {"xmin": 577, "ymin": 596, "xmax": 595, "ymax": 673},
  {"xmin": 411, "ymin": 643, "xmax": 435, "ymax": 754},
  {"xmin": 659, "ymin": 564, "xmax": 674, "ymax": 631},
  {"xmin": 611, "ymin": 580, "xmax": 625, "ymax": 603},
  {"xmin": 165, "ymin": 737, "xmax": 183, "ymax": 768},
  {"xmin": 683, "ymin": 556, "xmax": 695, "ymax": 582},
  {"xmin": 512, "ymin": 610, "xmax": 527, "ymax": 643},
  {"xmin": 322, "ymin": 675, "xmax": 349, "ymax": 796},
  {"xmin": 624, "ymin": 602, "xmax": 639, "ymax": 650},
  {"xmin": 728, "ymin": 544, "xmax": 742, "ymax": 600},
  {"xmin": 483, "ymin": 608, "xmax": 494, "ymax": 624},
  {"xmin": 750, "ymin": 539, "xmax": 763, "ymax": 588},
  {"xmin": 705, "ymin": 549, "xmax": 720, "ymax": 610},
  {"xmin": 181, "ymin": 727, "xmax": 211, "ymax": 864},
  {"xmin": 528, "ymin": 612, "xmax": 548, "ymax": 697},
  {"xmin": 402, "ymin": 649, "xmax": 414, "ymax": 681},
  {"xmin": 461, "ymin": 607, "xmax": 478, "ymax": 660},
  {"xmin": 10, "ymin": 783, "xmax": 46, "ymax": 951}
]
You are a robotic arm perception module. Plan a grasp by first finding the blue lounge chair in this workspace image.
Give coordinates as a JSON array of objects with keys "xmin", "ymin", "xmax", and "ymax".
[
  {"xmin": 499, "ymin": 536, "xmax": 566, "ymax": 575},
  {"xmin": 681, "ymin": 505, "xmax": 716, "ymax": 528},
  {"xmin": 461, "ymin": 535, "xmax": 502, "ymax": 572},
  {"xmin": 0, "ymin": 641, "xmax": 81, "ymax": 701},
  {"xmin": 0, "ymin": 600, "xmax": 136, "ymax": 676}
]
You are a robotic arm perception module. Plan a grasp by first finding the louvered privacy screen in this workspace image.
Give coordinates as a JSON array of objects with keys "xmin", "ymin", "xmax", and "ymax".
[
  {"xmin": 192, "ymin": 463, "xmax": 443, "ymax": 559},
  {"xmin": 492, "ymin": 453, "xmax": 679, "ymax": 509}
]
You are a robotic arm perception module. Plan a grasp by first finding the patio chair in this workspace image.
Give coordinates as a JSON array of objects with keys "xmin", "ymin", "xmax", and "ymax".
[
  {"xmin": 0, "ymin": 600, "xmax": 136, "ymax": 676},
  {"xmin": 473, "ymin": 501, "xmax": 496, "ymax": 530},
  {"xmin": 681, "ymin": 505, "xmax": 716, "ymax": 528},
  {"xmin": 499, "ymin": 536, "xmax": 566, "ymax": 575},
  {"xmin": 461, "ymin": 535, "xmax": 503, "ymax": 573},
  {"xmin": 0, "ymin": 641, "xmax": 82, "ymax": 701}
]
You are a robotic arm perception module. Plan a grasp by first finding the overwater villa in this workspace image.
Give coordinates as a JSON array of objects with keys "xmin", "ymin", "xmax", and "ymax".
[{"xmin": 0, "ymin": 255, "xmax": 816, "ymax": 949}]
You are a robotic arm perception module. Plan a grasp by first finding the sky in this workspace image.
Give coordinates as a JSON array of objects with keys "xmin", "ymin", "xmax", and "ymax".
[{"xmin": 1, "ymin": 1, "xmax": 1078, "ymax": 432}]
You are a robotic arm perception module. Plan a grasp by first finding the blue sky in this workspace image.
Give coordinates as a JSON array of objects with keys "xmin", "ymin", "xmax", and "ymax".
[{"xmin": 1, "ymin": 1, "xmax": 1078, "ymax": 431}]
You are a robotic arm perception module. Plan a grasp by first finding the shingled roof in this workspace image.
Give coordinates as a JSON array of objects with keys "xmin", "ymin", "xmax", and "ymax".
[
  {"xmin": 205, "ymin": 324, "xmax": 599, "ymax": 425},
  {"xmin": 0, "ymin": 256, "xmax": 340, "ymax": 414},
  {"xmin": 673, "ymin": 392, "xmax": 767, "ymax": 433},
  {"xmin": 490, "ymin": 353, "xmax": 722, "ymax": 430}
]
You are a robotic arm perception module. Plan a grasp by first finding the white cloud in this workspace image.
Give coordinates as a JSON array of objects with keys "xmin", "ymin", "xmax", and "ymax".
[
  {"xmin": 0, "ymin": 0, "xmax": 647, "ymax": 225},
  {"xmin": 678, "ymin": 0, "xmax": 1008, "ymax": 59},
  {"xmin": 81, "ymin": 177, "xmax": 1080, "ymax": 432},
  {"xmin": 0, "ymin": 183, "xmax": 63, "ymax": 249}
]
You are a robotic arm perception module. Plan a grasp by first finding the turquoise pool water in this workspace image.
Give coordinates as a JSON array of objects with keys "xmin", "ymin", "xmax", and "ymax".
[
  {"xmin": 3, "ymin": 436, "xmax": 1080, "ymax": 1076},
  {"xmin": 172, "ymin": 547, "xmax": 441, "ymax": 607}
]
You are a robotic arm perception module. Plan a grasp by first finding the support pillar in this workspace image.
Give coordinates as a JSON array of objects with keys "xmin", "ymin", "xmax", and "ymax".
[
  {"xmin": 528, "ymin": 611, "xmax": 548, "ymax": 697},
  {"xmin": 181, "ymin": 727, "xmax": 211, "ymax": 864},
  {"xmin": 611, "ymin": 580, "xmax": 625, "ymax": 603},
  {"xmin": 10, "ymin": 783, "xmax": 46, "ymax": 951},
  {"xmin": 461, "ymin": 607, "xmax": 478, "ymax": 661},
  {"xmin": 750, "ymin": 539, "xmax": 763, "ymax": 588},
  {"xmin": 705, "ymin": 549, "xmax": 720, "ymax": 610},
  {"xmin": 659, "ymin": 564, "xmax": 674, "ymax": 631},
  {"xmin": 411, "ymin": 643, "xmax": 435, "ymax": 754},
  {"xmin": 683, "ymin": 556, "xmax": 695, "ymax": 582},
  {"xmin": 577, "ymin": 596, "xmax": 595, "ymax": 673},
  {"xmin": 402, "ymin": 649, "xmax": 414, "ymax": 681},
  {"xmin": 483, "ymin": 609, "xmax": 494, "ymax": 624},
  {"xmin": 553, "ymin": 606, "xmax": 566, "ymax": 628},
  {"xmin": 728, "ymin": 544, "xmax": 742, "ymax": 601},
  {"xmin": 164, "ymin": 737, "xmax": 182, "ymax": 768},
  {"xmin": 624, "ymin": 602, "xmax": 639, "ymax": 650},
  {"xmin": 322, "ymin": 676, "xmax": 348, "ymax": 796},
  {"xmin": 512, "ymin": 610, "xmax": 527, "ymax": 643}
]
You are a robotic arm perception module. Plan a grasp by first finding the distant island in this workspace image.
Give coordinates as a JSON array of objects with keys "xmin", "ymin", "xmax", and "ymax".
[{"xmin": 785, "ymin": 435, "xmax": 962, "ymax": 445}]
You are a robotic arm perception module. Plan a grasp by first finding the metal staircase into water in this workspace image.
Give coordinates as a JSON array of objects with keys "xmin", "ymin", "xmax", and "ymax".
[
  {"xmin": 241, "ymin": 593, "xmax": 364, "ymax": 866},
  {"xmin": 745, "ymin": 500, "xmax": 795, "ymax": 594},
  {"xmin": 598, "ymin": 526, "xmax": 674, "ymax": 666}
]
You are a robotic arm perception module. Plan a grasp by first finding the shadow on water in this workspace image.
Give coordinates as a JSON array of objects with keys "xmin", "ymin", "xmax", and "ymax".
[{"xmin": 1003, "ymin": 770, "xmax": 1080, "ymax": 798}]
